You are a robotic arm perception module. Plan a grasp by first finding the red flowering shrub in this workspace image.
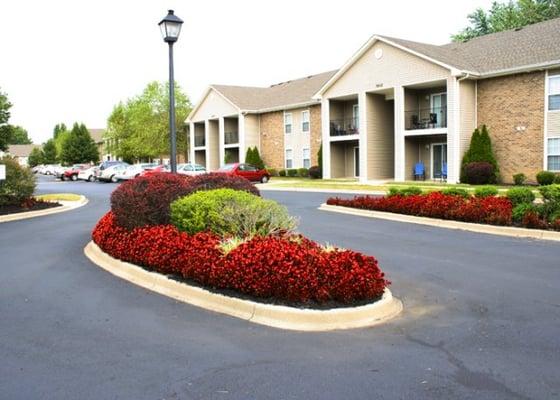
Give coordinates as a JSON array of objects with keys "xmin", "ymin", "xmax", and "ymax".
[
  {"xmin": 464, "ymin": 161, "xmax": 496, "ymax": 184},
  {"xmin": 110, "ymin": 172, "xmax": 260, "ymax": 229},
  {"xmin": 92, "ymin": 212, "xmax": 389, "ymax": 305},
  {"xmin": 327, "ymin": 192, "xmax": 512, "ymax": 226},
  {"xmin": 521, "ymin": 211, "xmax": 548, "ymax": 229}
]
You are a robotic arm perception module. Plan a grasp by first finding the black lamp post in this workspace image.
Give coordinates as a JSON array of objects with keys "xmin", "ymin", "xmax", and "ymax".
[{"xmin": 159, "ymin": 9, "xmax": 183, "ymax": 173}]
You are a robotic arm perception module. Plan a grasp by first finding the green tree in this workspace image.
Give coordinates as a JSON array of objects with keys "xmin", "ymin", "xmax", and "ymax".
[
  {"xmin": 461, "ymin": 125, "xmax": 499, "ymax": 182},
  {"xmin": 106, "ymin": 81, "xmax": 192, "ymax": 163},
  {"xmin": 28, "ymin": 147, "xmax": 44, "ymax": 167},
  {"xmin": 251, "ymin": 147, "xmax": 265, "ymax": 170},
  {"xmin": 245, "ymin": 147, "xmax": 255, "ymax": 165},
  {"xmin": 9, "ymin": 126, "xmax": 32, "ymax": 144},
  {"xmin": 317, "ymin": 143, "xmax": 323, "ymax": 171},
  {"xmin": 53, "ymin": 123, "xmax": 67, "ymax": 139},
  {"xmin": 42, "ymin": 139, "xmax": 58, "ymax": 164},
  {"xmin": 60, "ymin": 123, "xmax": 100, "ymax": 164},
  {"xmin": 0, "ymin": 88, "xmax": 13, "ymax": 151},
  {"xmin": 452, "ymin": 0, "xmax": 560, "ymax": 42}
]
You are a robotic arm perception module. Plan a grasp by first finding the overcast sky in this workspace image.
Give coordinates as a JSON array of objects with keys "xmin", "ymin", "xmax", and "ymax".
[{"xmin": 0, "ymin": 0, "xmax": 494, "ymax": 143}]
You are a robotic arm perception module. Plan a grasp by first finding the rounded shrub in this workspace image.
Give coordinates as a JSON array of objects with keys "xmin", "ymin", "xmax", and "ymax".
[
  {"xmin": 0, "ymin": 157, "xmax": 36, "ymax": 206},
  {"xmin": 287, "ymin": 169, "xmax": 298, "ymax": 177},
  {"xmin": 170, "ymin": 188, "xmax": 298, "ymax": 237},
  {"xmin": 474, "ymin": 185, "xmax": 498, "ymax": 198},
  {"xmin": 399, "ymin": 186, "xmax": 422, "ymax": 196},
  {"xmin": 539, "ymin": 184, "xmax": 560, "ymax": 204},
  {"xmin": 441, "ymin": 187, "xmax": 470, "ymax": 198},
  {"xmin": 297, "ymin": 168, "xmax": 309, "ymax": 177},
  {"xmin": 278, "ymin": 169, "xmax": 287, "ymax": 177},
  {"xmin": 506, "ymin": 187, "xmax": 535, "ymax": 207},
  {"xmin": 536, "ymin": 171, "xmax": 556, "ymax": 186},
  {"xmin": 513, "ymin": 173, "xmax": 526, "ymax": 186},
  {"xmin": 555, "ymin": 174, "xmax": 560, "ymax": 184},
  {"xmin": 512, "ymin": 203, "xmax": 535, "ymax": 222},
  {"xmin": 266, "ymin": 168, "xmax": 278, "ymax": 177},
  {"xmin": 308, "ymin": 165, "xmax": 321, "ymax": 179},
  {"xmin": 464, "ymin": 161, "xmax": 495, "ymax": 184},
  {"xmin": 187, "ymin": 172, "xmax": 260, "ymax": 197}
]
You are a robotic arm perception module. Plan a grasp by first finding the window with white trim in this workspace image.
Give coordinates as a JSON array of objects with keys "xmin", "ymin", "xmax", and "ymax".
[
  {"xmin": 285, "ymin": 149, "xmax": 293, "ymax": 169},
  {"xmin": 284, "ymin": 113, "xmax": 292, "ymax": 134},
  {"xmin": 303, "ymin": 148, "xmax": 310, "ymax": 168},
  {"xmin": 549, "ymin": 75, "xmax": 560, "ymax": 111},
  {"xmin": 302, "ymin": 111, "xmax": 310, "ymax": 132},
  {"xmin": 548, "ymin": 137, "xmax": 560, "ymax": 171}
]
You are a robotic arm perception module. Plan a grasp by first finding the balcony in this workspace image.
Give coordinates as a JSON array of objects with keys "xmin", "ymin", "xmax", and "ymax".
[
  {"xmin": 224, "ymin": 131, "xmax": 239, "ymax": 145},
  {"xmin": 330, "ymin": 118, "xmax": 359, "ymax": 137},
  {"xmin": 194, "ymin": 135, "xmax": 205, "ymax": 147},
  {"xmin": 405, "ymin": 106, "xmax": 447, "ymax": 130}
]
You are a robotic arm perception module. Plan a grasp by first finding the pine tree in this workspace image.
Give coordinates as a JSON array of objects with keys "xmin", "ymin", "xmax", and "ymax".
[
  {"xmin": 317, "ymin": 143, "xmax": 323, "ymax": 170},
  {"xmin": 460, "ymin": 125, "xmax": 499, "ymax": 182},
  {"xmin": 252, "ymin": 147, "xmax": 265, "ymax": 170},
  {"xmin": 42, "ymin": 139, "xmax": 57, "ymax": 164},
  {"xmin": 60, "ymin": 123, "xmax": 99, "ymax": 164}
]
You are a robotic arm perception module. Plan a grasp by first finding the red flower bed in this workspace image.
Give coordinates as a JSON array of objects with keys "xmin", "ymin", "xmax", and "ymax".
[
  {"xmin": 92, "ymin": 212, "xmax": 389, "ymax": 305},
  {"xmin": 327, "ymin": 192, "xmax": 512, "ymax": 226}
]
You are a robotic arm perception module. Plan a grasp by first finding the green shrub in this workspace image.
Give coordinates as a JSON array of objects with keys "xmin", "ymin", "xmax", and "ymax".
[
  {"xmin": 297, "ymin": 168, "xmax": 309, "ymax": 177},
  {"xmin": 388, "ymin": 186, "xmax": 422, "ymax": 196},
  {"xmin": 513, "ymin": 173, "xmax": 526, "ymax": 186},
  {"xmin": 539, "ymin": 184, "xmax": 560, "ymax": 204},
  {"xmin": 267, "ymin": 168, "xmax": 278, "ymax": 177},
  {"xmin": 441, "ymin": 187, "xmax": 470, "ymax": 198},
  {"xmin": 170, "ymin": 188, "xmax": 297, "ymax": 237},
  {"xmin": 460, "ymin": 125, "xmax": 499, "ymax": 183},
  {"xmin": 0, "ymin": 157, "xmax": 36, "ymax": 206},
  {"xmin": 474, "ymin": 185, "xmax": 498, "ymax": 198},
  {"xmin": 536, "ymin": 171, "xmax": 556, "ymax": 186},
  {"xmin": 506, "ymin": 187, "xmax": 535, "ymax": 206},
  {"xmin": 555, "ymin": 174, "xmax": 560, "ymax": 184},
  {"xmin": 287, "ymin": 169, "xmax": 298, "ymax": 177},
  {"xmin": 512, "ymin": 203, "xmax": 536, "ymax": 222},
  {"xmin": 278, "ymin": 169, "xmax": 286, "ymax": 177},
  {"xmin": 245, "ymin": 146, "xmax": 265, "ymax": 170},
  {"xmin": 309, "ymin": 165, "xmax": 321, "ymax": 179}
]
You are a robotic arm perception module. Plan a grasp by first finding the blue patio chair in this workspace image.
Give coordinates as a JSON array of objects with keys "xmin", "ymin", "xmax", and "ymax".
[
  {"xmin": 414, "ymin": 162, "xmax": 425, "ymax": 181},
  {"xmin": 441, "ymin": 162, "xmax": 448, "ymax": 181}
]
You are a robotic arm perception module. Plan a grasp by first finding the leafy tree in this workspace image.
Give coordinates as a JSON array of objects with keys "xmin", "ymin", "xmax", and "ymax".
[
  {"xmin": 106, "ymin": 81, "xmax": 191, "ymax": 163},
  {"xmin": 28, "ymin": 147, "xmax": 44, "ymax": 167},
  {"xmin": 461, "ymin": 125, "xmax": 499, "ymax": 182},
  {"xmin": 0, "ymin": 88, "xmax": 13, "ymax": 151},
  {"xmin": 60, "ymin": 123, "xmax": 100, "ymax": 164},
  {"xmin": 42, "ymin": 139, "xmax": 58, "ymax": 164},
  {"xmin": 9, "ymin": 126, "xmax": 32, "ymax": 144},
  {"xmin": 452, "ymin": 0, "xmax": 560, "ymax": 42}
]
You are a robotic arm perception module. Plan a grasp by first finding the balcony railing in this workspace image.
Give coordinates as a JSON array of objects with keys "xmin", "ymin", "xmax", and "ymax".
[
  {"xmin": 224, "ymin": 131, "xmax": 239, "ymax": 145},
  {"xmin": 330, "ymin": 118, "xmax": 359, "ymax": 136},
  {"xmin": 194, "ymin": 135, "xmax": 205, "ymax": 147},
  {"xmin": 405, "ymin": 106, "xmax": 447, "ymax": 130}
]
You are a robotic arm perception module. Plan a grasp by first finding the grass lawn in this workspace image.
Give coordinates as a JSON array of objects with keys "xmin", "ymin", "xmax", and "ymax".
[{"xmin": 35, "ymin": 193, "xmax": 82, "ymax": 202}]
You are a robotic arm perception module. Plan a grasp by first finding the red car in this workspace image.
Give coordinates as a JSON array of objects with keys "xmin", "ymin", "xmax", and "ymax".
[
  {"xmin": 61, "ymin": 164, "xmax": 89, "ymax": 181},
  {"xmin": 140, "ymin": 164, "xmax": 170, "ymax": 177},
  {"xmin": 218, "ymin": 163, "xmax": 270, "ymax": 183}
]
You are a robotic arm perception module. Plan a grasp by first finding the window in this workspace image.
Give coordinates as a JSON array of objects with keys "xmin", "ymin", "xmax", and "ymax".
[
  {"xmin": 352, "ymin": 104, "xmax": 359, "ymax": 129},
  {"xmin": 284, "ymin": 113, "xmax": 292, "ymax": 134},
  {"xmin": 549, "ymin": 75, "xmax": 560, "ymax": 111},
  {"xmin": 302, "ymin": 111, "xmax": 310, "ymax": 132},
  {"xmin": 285, "ymin": 149, "xmax": 293, "ymax": 169},
  {"xmin": 548, "ymin": 137, "xmax": 560, "ymax": 171},
  {"xmin": 303, "ymin": 148, "xmax": 310, "ymax": 169}
]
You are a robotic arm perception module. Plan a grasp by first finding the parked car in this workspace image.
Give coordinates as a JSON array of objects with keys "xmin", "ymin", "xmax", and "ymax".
[
  {"xmin": 32, "ymin": 165, "xmax": 44, "ymax": 174},
  {"xmin": 95, "ymin": 160, "xmax": 127, "ymax": 177},
  {"xmin": 217, "ymin": 163, "xmax": 270, "ymax": 183},
  {"xmin": 42, "ymin": 164, "xmax": 61, "ymax": 175},
  {"xmin": 77, "ymin": 166, "xmax": 99, "ymax": 182},
  {"xmin": 61, "ymin": 164, "xmax": 89, "ymax": 181},
  {"xmin": 114, "ymin": 163, "xmax": 156, "ymax": 180},
  {"xmin": 177, "ymin": 163, "xmax": 206, "ymax": 176},
  {"xmin": 98, "ymin": 163, "xmax": 130, "ymax": 183},
  {"xmin": 53, "ymin": 165, "xmax": 68, "ymax": 179},
  {"xmin": 140, "ymin": 164, "xmax": 169, "ymax": 177}
]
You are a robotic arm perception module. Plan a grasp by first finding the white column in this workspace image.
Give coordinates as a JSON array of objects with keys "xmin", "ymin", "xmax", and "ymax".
[
  {"xmin": 189, "ymin": 122, "xmax": 195, "ymax": 164},
  {"xmin": 218, "ymin": 117, "xmax": 225, "ymax": 167},
  {"xmin": 321, "ymin": 98, "xmax": 331, "ymax": 179},
  {"xmin": 204, "ymin": 120, "xmax": 210, "ymax": 170},
  {"xmin": 238, "ymin": 113, "xmax": 246, "ymax": 163},
  {"xmin": 394, "ymin": 86, "xmax": 405, "ymax": 181},
  {"xmin": 358, "ymin": 92, "xmax": 368, "ymax": 183},
  {"xmin": 447, "ymin": 77, "xmax": 461, "ymax": 183}
]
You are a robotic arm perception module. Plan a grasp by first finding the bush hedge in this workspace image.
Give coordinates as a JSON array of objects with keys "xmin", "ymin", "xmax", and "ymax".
[
  {"xmin": 388, "ymin": 186, "xmax": 422, "ymax": 197},
  {"xmin": 92, "ymin": 212, "xmax": 389, "ymax": 305},
  {"xmin": 279, "ymin": 169, "xmax": 286, "ymax": 177},
  {"xmin": 0, "ymin": 157, "xmax": 36, "ymax": 206},
  {"xmin": 297, "ymin": 168, "xmax": 309, "ymax": 177},
  {"xmin": 441, "ymin": 187, "xmax": 470, "ymax": 198},
  {"xmin": 513, "ymin": 173, "xmax": 526, "ymax": 186},
  {"xmin": 474, "ymin": 186, "xmax": 498, "ymax": 198},
  {"xmin": 464, "ymin": 161, "xmax": 495, "ymax": 185},
  {"xmin": 309, "ymin": 165, "xmax": 321, "ymax": 179},
  {"xmin": 170, "ymin": 188, "xmax": 297, "ymax": 237},
  {"xmin": 506, "ymin": 187, "xmax": 535, "ymax": 207},
  {"xmin": 536, "ymin": 171, "xmax": 556, "ymax": 186},
  {"xmin": 287, "ymin": 169, "xmax": 298, "ymax": 177}
]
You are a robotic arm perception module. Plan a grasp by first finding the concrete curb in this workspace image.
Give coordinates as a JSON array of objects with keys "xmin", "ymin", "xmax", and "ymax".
[
  {"xmin": 84, "ymin": 241, "xmax": 403, "ymax": 331},
  {"xmin": 0, "ymin": 196, "xmax": 88, "ymax": 224},
  {"xmin": 319, "ymin": 203, "xmax": 560, "ymax": 242},
  {"xmin": 259, "ymin": 186, "xmax": 386, "ymax": 195}
]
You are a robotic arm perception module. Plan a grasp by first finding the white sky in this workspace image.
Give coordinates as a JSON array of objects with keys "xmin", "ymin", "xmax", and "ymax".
[{"xmin": 0, "ymin": 0, "xmax": 493, "ymax": 143}]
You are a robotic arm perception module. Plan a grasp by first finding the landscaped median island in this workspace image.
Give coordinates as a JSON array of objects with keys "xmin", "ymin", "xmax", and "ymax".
[
  {"xmin": 87, "ymin": 172, "xmax": 402, "ymax": 330},
  {"xmin": 325, "ymin": 185, "xmax": 560, "ymax": 238}
]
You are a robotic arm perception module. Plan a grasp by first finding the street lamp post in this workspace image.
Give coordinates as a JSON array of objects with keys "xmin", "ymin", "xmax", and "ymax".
[{"xmin": 159, "ymin": 9, "xmax": 183, "ymax": 173}]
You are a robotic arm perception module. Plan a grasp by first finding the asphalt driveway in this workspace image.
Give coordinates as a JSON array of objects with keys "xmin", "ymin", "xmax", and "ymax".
[{"xmin": 0, "ymin": 175, "xmax": 558, "ymax": 400}]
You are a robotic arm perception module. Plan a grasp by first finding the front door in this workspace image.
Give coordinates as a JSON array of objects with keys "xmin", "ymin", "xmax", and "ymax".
[
  {"xmin": 432, "ymin": 143, "xmax": 447, "ymax": 179},
  {"xmin": 354, "ymin": 146, "xmax": 360, "ymax": 177}
]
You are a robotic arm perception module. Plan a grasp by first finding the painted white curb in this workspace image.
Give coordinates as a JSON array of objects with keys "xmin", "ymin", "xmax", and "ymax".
[
  {"xmin": 84, "ymin": 241, "xmax": 402, "ymax": 331},
  {"xmin": 0, "ymin": 196, "xmax": 88, "ymax": 224},
  {"xmin": 258, "ymin": 185, "xmax": 386, "ymax": 195},
  {"xmin": 319, "ymin": 203, "xmax": 560, "ymax": 242}
]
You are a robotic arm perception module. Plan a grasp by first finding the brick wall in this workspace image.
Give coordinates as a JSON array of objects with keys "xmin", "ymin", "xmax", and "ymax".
[
  {"xmin": 310, "ymin": 105, "xmax": 322, "ymax": 166},
  {"xmin": 477, "ymin": 71, "xmax": 545, "ymax": 184},
  {"xmin": 259, "ymin": 111, "xmax": 284, "ymax": 169}
]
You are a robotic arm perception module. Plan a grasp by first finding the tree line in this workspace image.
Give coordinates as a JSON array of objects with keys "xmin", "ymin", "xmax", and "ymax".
[{"xmin": 0, "ymin": 88, "xmax": 32, "ymax": 151}]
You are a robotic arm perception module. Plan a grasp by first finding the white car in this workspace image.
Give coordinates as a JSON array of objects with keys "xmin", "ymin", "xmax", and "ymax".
[
  {"xmin": 177, "ymin": 163, "xmax": 207, "ymax": 176},
  {"xmin": 114, "ymin": 163, "xmax": 156, "ymax": 181},
  {"xmin": 43, "ymin": 164, "xmax": 61, "ymax": 175},
  {"xmin": 98, "ymin": 163, "xmax": 129, "ymax": 183},
  {"xmin": 77, "ymin": 166, "xmax": 98, "ymax": 182}
]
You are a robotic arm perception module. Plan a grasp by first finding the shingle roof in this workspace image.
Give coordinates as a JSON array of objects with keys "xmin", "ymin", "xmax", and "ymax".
[
  {"xmin": 7, "ymin": 144, "xmax": 41, "ymax": 157},
  {"xmin": 89, "ymin": 129, "xmax": 105, "ymax": 144},
  {"xmin": 211, "ymin": 70, "xmax": 337, "ymax": 111},
  {"xmin": 380, "ymin": 17, "xmax": 560, "ymax": 75}
]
